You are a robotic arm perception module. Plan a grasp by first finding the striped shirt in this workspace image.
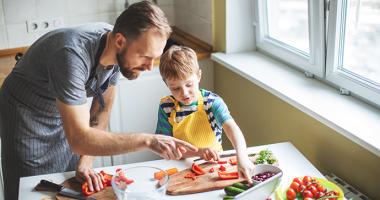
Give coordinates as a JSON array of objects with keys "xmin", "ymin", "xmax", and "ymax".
[{"xmin": 155, "ymin": 89, "xmax": 232, "ymax": 143}]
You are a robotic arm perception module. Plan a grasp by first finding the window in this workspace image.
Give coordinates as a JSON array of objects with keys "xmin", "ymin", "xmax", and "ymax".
[
  {"xmin": 255, "ymin": 0, "xmax": 380, "ymax": 107},
  {"xmin": 255, "ymin": 0, "xmax": 325, "ymax": 77}
]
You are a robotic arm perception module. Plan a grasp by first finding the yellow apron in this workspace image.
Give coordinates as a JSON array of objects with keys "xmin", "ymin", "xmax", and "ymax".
[{"xmin": 168, "ymin": 91, "xmax": 223, "ymax": 151}]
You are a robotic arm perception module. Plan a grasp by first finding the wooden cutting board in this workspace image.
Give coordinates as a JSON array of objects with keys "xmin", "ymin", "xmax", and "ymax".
[
  {"xmin": 167, "ymin": 156, "xmax": 254, "ymax": 195},
  {"xmin": 56, "ymin": 177, "xmax": 116, "ymax": 200}
]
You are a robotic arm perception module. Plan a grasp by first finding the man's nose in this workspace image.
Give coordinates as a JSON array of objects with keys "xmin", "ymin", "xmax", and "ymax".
[{"xmin": 145, "ymin": 59, "xmax": 154, "ymax": 71}]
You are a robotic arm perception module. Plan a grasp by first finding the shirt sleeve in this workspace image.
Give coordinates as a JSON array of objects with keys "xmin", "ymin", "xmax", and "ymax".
[
  {"xmin": 210, "ymin": 96, "xmax": 233, "ymax": 127},
  {"xmin": 109, "ymin": 67, "xmax": 120, "ymax": 86},
  {"xmin": 47, "ymin": 48, "xmax": 88, "ymax": 105},
  {"xmin": 155, "ymin": 104, "xmax": 173, "ymax": 136}
]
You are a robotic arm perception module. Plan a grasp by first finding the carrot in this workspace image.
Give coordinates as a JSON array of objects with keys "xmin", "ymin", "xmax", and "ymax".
[{"xmin": 154, "ymin": 168, "xmax": 178, "ymax": 180}]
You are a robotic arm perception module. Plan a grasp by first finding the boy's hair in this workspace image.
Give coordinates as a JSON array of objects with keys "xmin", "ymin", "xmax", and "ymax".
[
  {"xmin": 159, "ymin": 45, "xmax": 199, "ymax": 81},
  {"xmin": 113, "ymin": 1, "xmax": 172, "ymax": 40}
]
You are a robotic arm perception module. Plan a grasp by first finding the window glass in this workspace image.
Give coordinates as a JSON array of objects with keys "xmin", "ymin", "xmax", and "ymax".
[{"xmin": 267, "ymin": 0, "xmax": 310, "ymax": 53}]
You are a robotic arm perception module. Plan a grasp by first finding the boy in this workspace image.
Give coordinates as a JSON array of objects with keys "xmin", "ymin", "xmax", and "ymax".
[{"xmin": 155, "ymin": 45, "xmax": 254, "ymax": 182}]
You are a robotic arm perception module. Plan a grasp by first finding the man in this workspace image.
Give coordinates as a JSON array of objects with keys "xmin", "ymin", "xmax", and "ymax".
[{"xmin": 0, "ymin": 1, "xmax": 197, "ymax": 199}]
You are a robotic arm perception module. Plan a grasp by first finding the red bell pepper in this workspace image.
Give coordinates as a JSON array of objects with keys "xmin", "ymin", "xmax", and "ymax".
[
  {"xmin": 100, "ymin": 170, "xmax": 113, "ymax": 186},
  {"xmin": 191, "ymin": 163, "xmax": 205, "ymax": 175},
  {"xmin": 218, "ymin": 171, "xmax": 239, "ymax": 180},
  {"xmin": 81, "ymin": 182, "xmax": 95, "ymax": 196},
  {"xmin": 184, "ymin": 172, "xmax": 197, "ymax": 180},
  {"xmin": 209, "ymin": 167, "xmax": 214, "ymax": 173},
  {"xmin": 217, "ymin": 160, "xmax": 227, "ymax": 164},
  {"xmin": 229, "ymin": 156, "xmax": 237, "ymax": 165},
  {"xmin": 219, "ymin": 165, "xmax": 226, "ymax": 171}
]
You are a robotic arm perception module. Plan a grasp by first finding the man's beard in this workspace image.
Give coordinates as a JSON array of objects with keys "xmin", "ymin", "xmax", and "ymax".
[{"xmin": 117, "ymin": 48, "xmax": 140, "ymax": 80}]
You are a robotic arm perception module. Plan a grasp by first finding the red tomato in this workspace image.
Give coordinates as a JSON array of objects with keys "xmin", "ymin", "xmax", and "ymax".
[
  {"xmin": 298, "ymin": 184, "xmax": 307, "ymax": 193},
  {"xmin": 315, "ymin": 191, "xmax": 325, "ymax": 199},
  {"xmin": 302, "ymin": 190, "xmax": 314, "ymax": 198},
  {"xmin": 303, "ymin": 198, "xmax": 314, "ymax": 200},
  {"xmin": 316, "ymin": 183, "xmax": 326, "ymax": 192},
  {"xmin": 308, "ymin": 185, "xmax": 318, "ymax": 197},
  {"xmin": 293, "ymin": 177, "xmax": 303, "ymax": 185},
  {"xmin": 303, "ymin": 176, "xmax": 313, "ymax": 185},
  {"xmin": 286, "ymin": 188, "xmax": 297, "ymax": 200},
  {"xmin": 289, "ymin": 181, "xmax": 300, "ymax": 192}
]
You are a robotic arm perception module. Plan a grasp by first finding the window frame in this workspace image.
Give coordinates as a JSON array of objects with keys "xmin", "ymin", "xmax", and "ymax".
[
  {"xmin": 255, "ymin": 0, "xmax": 326, "ymax": 78},
  {"xmin": 325, "ymin": 0, "xmax": 380, "ymax": 107}
]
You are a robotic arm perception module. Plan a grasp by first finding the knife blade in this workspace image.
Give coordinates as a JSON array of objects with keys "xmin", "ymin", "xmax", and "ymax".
[
  {"xmin": 36, "ymin": 179, "xmax": 96, "ymax": 200},
  {"xmin": 193, "ymin": 152, "xmax": 257, "ymax": 162}
]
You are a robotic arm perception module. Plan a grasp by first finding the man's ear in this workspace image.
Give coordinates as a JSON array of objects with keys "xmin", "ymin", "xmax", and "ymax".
[{"xmin": 115, "ymin": 33, "xmax": 127, "ymax": 50}]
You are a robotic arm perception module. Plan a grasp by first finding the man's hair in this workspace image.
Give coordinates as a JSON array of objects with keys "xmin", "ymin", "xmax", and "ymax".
[
  {"xmin": 159, "ymin": 45, "xmax": 199, "ymax": 81},
  {"xmin": 113, "ymin": 1, "xmax": 172, "ymax": 40}
]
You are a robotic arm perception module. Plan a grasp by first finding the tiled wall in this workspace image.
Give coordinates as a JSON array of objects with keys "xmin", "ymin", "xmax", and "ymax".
[
  {"xmin": 0, "ymin": 0, "xmax": 210, "ymax": 49},
  {"xmin": 174, "ymin": 0, "xmax": 212, "ymax": 45}
]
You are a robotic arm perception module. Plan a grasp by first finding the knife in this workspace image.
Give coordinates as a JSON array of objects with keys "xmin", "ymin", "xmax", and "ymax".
[
  {"xmin": 193, "ymin": 152, "xmax": 257, "ymax": 162},
  {"xmin": 35, "ymin": 179, "xmax": 96, "ymax": 200}
]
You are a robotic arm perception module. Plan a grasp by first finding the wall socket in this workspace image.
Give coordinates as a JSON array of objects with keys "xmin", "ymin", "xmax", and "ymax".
[{"xmin": 26, "ymin": 18, "xmax": 64, "ymax": 33}]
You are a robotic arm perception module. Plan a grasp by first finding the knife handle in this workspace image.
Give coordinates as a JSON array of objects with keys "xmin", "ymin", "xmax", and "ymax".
[{"xmin": 35, "ymin": 180, "xmax": 63, "ymax": 192}]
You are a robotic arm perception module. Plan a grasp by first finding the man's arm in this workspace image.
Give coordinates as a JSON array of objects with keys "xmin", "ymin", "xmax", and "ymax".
[
  {"xmin": 56, "ymin": 91, "xmax": 198, "ymax": 158},
  {"xmin": 77, "ymin": 85, "xmax": 117, "ymax": 192}
]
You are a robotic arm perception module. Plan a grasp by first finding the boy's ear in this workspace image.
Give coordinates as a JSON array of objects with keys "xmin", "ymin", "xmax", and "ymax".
[{"xmin": 197, "ymin": 69, "xmax": 202, "ymax": 81}]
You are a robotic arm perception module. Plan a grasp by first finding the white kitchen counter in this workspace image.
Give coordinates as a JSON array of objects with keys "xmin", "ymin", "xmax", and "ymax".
[{"xmin": 19, "ymin": 142, "xmax": 326, "ymax": 199}]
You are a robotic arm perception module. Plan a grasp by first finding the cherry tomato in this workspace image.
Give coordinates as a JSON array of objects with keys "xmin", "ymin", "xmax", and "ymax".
[
  {"xmin": 316, "ymin": 183, "xmax": 326, "ymax": 192},
  {"xmin": 308, "ymin": 185, "xmax": 318, "ymax": 197},
  {"xmin": 293, "ymin": 177, "xmax": 303, "ymax": 185},
  {"xmin": 315, "ymin": 191, "xmax": 325, "ymax": 199},
  {"xmin": 303, "ymin": 176, "xmax": 313, "ymax": 185},
  {"xmin": 302, "ymin": 190, "xmax": 314, "ymax": 198},
  {"xmin": 289, "ymin": 181, "xmax": 300, "ymax": 192},
  {"xmin": 298, "ymin": 184, "xmax": 307, "ymax": 193},
  {"xmin": 286, "ymin": 188, "xmax": 297, "ymax": 200}
]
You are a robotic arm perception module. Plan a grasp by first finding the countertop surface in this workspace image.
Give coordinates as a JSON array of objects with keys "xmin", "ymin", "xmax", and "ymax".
[
  {"xmin": 19, "ymin": 142, "xmax": 330, "ymax": 200},
  {"xmin": 0, "ymin": 27, "xmax": 212, "ymax": 88}
]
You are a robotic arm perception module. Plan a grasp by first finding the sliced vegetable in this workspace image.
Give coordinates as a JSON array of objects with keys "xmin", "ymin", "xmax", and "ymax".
[
  {"xmin": 217, "ymin": 160, "xmax": 227, "ymax": 164},
  {"xmin": 229, "ymin": 157, "xmax": 237, "ymax": 165},
  {"xmin": 219, "ymin": 165, "xmax": 226, "ymax": 171},
  {"xmin": 81, "ymin": 182, "xmax": 95, "ymax": 196},
  {"xmin": 191, "ymin": 163, "xmax": 205, "ymax": 175},
  {"xmin": 223, "ymin": 195, "xmax": 235, "ymax": 200},
  {"xmin": 154, "ymin": 168, "xmax": 178, "ymax": 180},
  {"xmin": 184, "ymin": 172, "xmax": 197, "ymax": 180},
  {"xmin": 99, "ymin": 171, "xmax": 113, "ymax": 186},
  {"xmin": 224, "ymin": 186, "xmax": 245, "ymax": 196},
  {"xmin": 209, "ymin": 167, "xmax": 214, "ymax": 173},
  {"xmin": 232, "ymin": 182, "xmax": 250, "ymax": 191},
  {"xmin": 218, "ymin": 171, "xmax": 239, "ymax": 180}
]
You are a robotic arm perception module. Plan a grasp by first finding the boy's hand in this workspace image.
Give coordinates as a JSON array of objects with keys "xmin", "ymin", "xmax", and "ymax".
[
  {"xmin": 149, "ymin": 134, "xmax": 198, "ymax": 160},
  {"xmin": 199, "ymin": 148, "xmax": 220, "ymax": 161},
  {"xmin": 237, "ymin": 155, "xmax": 255, "ymax": 184}
]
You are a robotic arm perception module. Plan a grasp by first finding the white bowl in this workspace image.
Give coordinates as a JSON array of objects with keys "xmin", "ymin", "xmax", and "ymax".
[
  {"xmin": 111, "ymin": 166, "xmax": 169, "ymax": 200},
  {"xmin": 234, "ymin": 164, "xmax": 283, "ymax": 200}
]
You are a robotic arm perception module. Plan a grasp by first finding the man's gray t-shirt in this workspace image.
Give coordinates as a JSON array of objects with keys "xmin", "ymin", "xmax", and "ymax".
[{"xmin": 0, "ymin": 22, "xmax": 120, "ymax": 198}]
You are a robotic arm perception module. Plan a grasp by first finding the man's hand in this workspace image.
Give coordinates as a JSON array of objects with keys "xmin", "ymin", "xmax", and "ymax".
[
  {"xmin": 237, "ymin": 155, "xmax": 255, "ymax": 184},
  {"xmin": 75, "ymin": 156, "xmax": 104, "ymax": 192},
  {"xmin": 148, "ymin": 134, "xmax": 198, "ymax": 160},
  {"xmin": 198, "ymin": 148, "xmax": 220, "ymax": 161}
]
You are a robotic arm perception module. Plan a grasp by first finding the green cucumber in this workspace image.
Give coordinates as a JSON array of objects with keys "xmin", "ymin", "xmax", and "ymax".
[
  {"xmin": 232, "ymin": 182, "xmax": 250, "ymax": 190},
  {"xmin": 223, "ymin": 195, "xmax": 235, "ymax": 200},
  {"xmin": 224, "ymin": 186, "xmax": 245, "ymax": 196}
]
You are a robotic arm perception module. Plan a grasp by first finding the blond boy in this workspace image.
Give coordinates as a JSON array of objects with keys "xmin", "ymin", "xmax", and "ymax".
[{"xmin": 155, "ymin": 45, "xmax": 254, "ymax": 182}]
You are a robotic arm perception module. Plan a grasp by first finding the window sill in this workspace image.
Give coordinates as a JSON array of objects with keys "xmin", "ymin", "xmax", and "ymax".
[{"xmin": 211, "ymin": 51, "xmax": 380, "ymax": 157}]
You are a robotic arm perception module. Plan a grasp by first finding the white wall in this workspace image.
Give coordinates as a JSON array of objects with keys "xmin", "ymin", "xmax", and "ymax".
[
  {"xmin": 0, "ymin": 0, "xmax": 175, "ymax": 49},
  {"xmin": 173, "ymin": 0, "xmax": 212, "ymax": 45}
]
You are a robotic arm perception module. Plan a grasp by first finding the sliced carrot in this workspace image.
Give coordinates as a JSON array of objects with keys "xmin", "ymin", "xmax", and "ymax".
[{"xmin": 154, "ymin": 168, "xmax": 178, "ymax": 180}]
